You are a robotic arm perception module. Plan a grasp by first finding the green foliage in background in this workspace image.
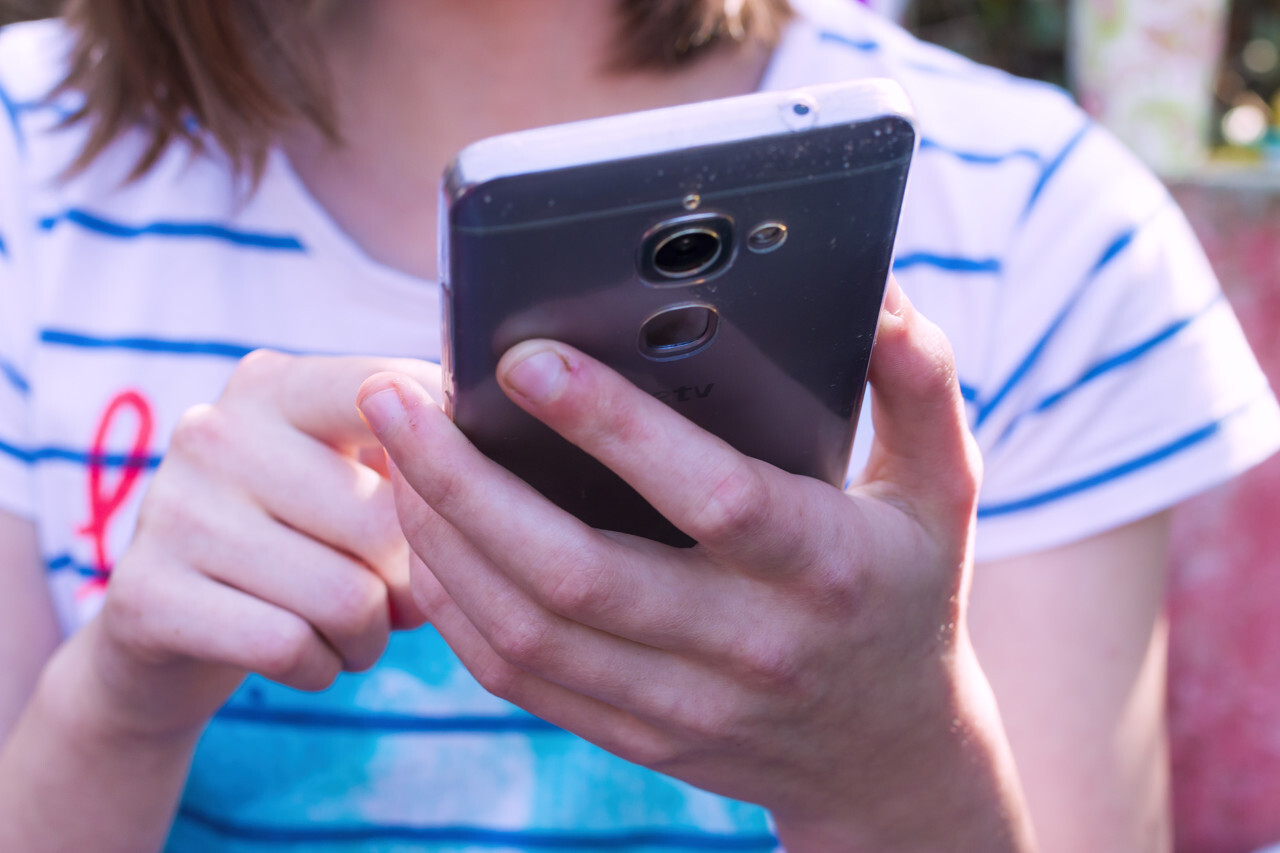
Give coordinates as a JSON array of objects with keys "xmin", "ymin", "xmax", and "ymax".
[
  {"xmin": 2, "ymin": 0, "xmax": 1274, "ymax": 135},
  {"xmin": 909, "ymin": 0, "xmax": 1070, "ymax": 86}
]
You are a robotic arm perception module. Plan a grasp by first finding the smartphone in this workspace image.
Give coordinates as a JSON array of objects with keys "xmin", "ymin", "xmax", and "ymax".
[{"xmin": 440, "ymin": 79, "xmax": 915, "ymax": 546}]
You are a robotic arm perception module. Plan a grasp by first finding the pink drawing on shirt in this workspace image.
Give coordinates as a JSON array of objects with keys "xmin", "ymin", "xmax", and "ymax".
[{"xmin": 76, "ymin": 390, "xmax": 155, "ymax": 591}]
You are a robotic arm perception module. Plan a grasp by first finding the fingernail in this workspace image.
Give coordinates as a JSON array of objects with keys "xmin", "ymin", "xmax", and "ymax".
[
  {"xmin": 883, "ymin": 277, "xmax": 904, "ymax": 317},
  {"xmin": 502, "ymin": 347, "xmax": 569, "ymax": 404},
  {"xmin": 359, "ymin": 387, "xmax": 405, "ymax": 435}
]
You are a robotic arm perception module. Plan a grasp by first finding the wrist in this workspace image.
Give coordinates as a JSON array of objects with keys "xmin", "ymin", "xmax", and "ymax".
[
  {"xmin": 772, "ymin": 639, "xmax": 1036, "ymax": 853},
  {"xmin": 0, "ymin": 621, "xmax": 209, "ymax": 853},
  {"xmin": 43, "ymin": 618, "xmax": 221, "ymax": 746}
]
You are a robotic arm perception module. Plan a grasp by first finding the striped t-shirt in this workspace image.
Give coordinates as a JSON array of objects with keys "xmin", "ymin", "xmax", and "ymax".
[{"xmin": 1, "ymin": 1, "xmax": 1277, "ymax": 850}]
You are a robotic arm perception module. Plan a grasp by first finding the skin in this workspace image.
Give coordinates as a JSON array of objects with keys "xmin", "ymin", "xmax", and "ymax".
[
  {"xmin": 0, "ymin": 355, "xmax": 440, "ymax": 852},
  {"xmin": 282, "ymin": 0, "xmax": 776, "ymax": 279},
  {"xmin": 357, "ymin": 282, "xmax": 1037, "ymax": 851},
  {"xmin": 0, "ymin": 1, "xmax": 1172, "ymax": 850},
  {"xmin": 969, "ymin": 514, "xmax": 1172, "ymax": 851}
]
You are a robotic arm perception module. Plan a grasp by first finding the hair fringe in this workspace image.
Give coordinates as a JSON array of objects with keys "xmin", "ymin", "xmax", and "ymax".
[
  {"xmin": 55, "ymin": 0, "xmax": 792, "ymax": 183},
  {"xmin": 57, "ymin": 0, "xmax": 336, "ymax": 184}
]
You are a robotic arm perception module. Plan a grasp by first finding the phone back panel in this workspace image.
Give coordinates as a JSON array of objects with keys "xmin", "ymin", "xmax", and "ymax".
[{"xmin": 444, "ymin": 99, "xmax": 914, "ymax": 545}]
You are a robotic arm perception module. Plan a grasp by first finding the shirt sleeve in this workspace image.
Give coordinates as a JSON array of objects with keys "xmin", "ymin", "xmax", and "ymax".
[
  {"xmin": 0, "ymin": 42, "xmax": 39, "ymax": 521},
  {"xmin": 968, "ymin": 122, "xmax": 1280, "ymax": 562}
]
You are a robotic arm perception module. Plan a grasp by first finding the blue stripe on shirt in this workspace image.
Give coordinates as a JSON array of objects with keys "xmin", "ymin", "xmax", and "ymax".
[
  {"xmin": 45, "ymin": 553, "xmax": 108, "ymax": 580},
  {"xmin": 0, "ymin": 436, "xmax": 33, "ymax": 464},
  {"xmin": 1022, "ymin": 121, "xmax": 1091, "ymax": 219},
  {"xmin": 39, "ymin": 329, "xmax": 442, "ymax": 365},
  {"xmin": 0, "ymin": 437, "xmax": 162, "ymax": 469},
  {"xmin": 215, "ymin": 705, "xmax": 564, "ymax": 734},
  {"xmin": 1, "ymin": 357, "xmax": 30, "ymax": 394},
  {"xmin": 0, "ymin": 78, "xmax": 22, "ymax": 154},
  {"xmin": 816, "ymin": 30, "xmax": 880, "ymax": 52},
  {"xmin": 974, "ymin": 205, "xmax": 1167, "ymax": 428},
  {"xmin": 977, "ymin": 416, "xmax": 1224, "ymax": 518},
  {"xmin": 12, "ymin": 95, "xmax": 77, "ymax": 123},
  {"xmin": 176, "ymin": 807, "xmax": 779, "ymax": 850},
  {"xmin": 993, "ymin": 295, "xmax": 1223, "ymax": 448},
  {"xmin": 893, "ymin": 253, "xmax": 1001, "ymax": 274},
  {"xmin": 918, "ymin": 138, "xmax": 1045, "ymax": 167},
  {"xmin": 41, "ymin": 328, "xmax": 261, "ymax": 359},
  {"xmin": 38, "ymin": 208, "xmax": 306, "ymax": 251}
]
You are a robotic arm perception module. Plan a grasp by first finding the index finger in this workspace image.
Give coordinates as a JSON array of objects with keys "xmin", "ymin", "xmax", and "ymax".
[
  {"xmin": 492, "ymin": 341, "xmax": 824, "ymax": 561},
  {"xmin": 220, "ymin": 350, "xmax": 443, "ymax": 449}
]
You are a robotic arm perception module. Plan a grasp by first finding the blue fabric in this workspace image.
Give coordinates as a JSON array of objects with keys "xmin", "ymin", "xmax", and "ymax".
[{"xmin": 167, "ymin": 630, "xmax": 776, "ymax": 852}]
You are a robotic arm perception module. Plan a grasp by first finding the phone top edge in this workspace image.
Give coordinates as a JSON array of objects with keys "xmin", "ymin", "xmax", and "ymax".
[{"xmin": 443, "ymin": 78, "xmax": 915, "ymax": 200}]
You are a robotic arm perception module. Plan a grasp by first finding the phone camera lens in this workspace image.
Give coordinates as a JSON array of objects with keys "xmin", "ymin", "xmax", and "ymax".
[
  {"xmin": 746, "ymin": 222, "xmax": 788, "ymax": 253},
  {"xmin": 639, "ymin": 213, "xmax": 734, "ymax": 286},
  {"xmin": 653, "ymin": 228, "xmax": 722, "ymax": 278}
]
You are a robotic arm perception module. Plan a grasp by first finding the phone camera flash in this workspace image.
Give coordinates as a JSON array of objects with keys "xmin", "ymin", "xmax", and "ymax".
[
  {"xmin": 747, "ymin": 222, "xmax": 788, "ymax": 253},
  {"xmin": 682, "ymin": 193, "xmax": 702, "ymax": 210}
]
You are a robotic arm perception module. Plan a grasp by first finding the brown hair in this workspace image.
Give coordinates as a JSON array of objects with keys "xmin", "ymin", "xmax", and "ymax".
[{"xmin": 56, "ymin": 0, "xmax": 792, "ymax": 183}]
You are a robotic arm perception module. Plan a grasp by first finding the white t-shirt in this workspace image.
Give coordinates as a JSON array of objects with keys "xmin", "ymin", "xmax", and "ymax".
[{"xmin": 1, "ymin": 1, "xmax": 1277, "ymax": 850}]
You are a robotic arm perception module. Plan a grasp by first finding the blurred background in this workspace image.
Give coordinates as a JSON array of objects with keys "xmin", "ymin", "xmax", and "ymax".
[
  {"xmin": 2, "ymin": 0, "xmax": 1277, "ymax": 169},
  {"xmin": 876, "ymin": 6, "xmax": 1279, "ymax": 853},
  {"xmin": 903, "ymin": 0, "xmax": 1280, "ymax": 170},
  {"xmin": 1, "ymin": 1, "xmax": 1277, "ymax": 851}
]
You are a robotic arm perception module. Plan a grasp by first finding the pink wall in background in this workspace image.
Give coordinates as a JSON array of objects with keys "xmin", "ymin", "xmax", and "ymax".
[{"xmin": 1168, "ymin": 180, "xmax": 1280, "ymax": 853}]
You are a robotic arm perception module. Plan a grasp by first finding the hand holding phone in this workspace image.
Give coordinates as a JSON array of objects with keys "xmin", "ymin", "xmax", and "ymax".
[
  {"xmin": 356, "ymin": 274, "xmax": 1030, "ymax": 849},
  {"xmin": 441, "ymin": 79, "xmax": 915, "ymax": 544}
]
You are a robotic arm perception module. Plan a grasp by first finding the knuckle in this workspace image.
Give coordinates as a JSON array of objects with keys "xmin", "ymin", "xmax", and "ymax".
[
  {"xmin": 291, "ymin": 657, "xmax": 342, "ymax": 692},
  {"xmin": 489, "ymin": 613, "xmax": 556, "ymax": 671},
  {"xmin": 258, "ymin": 618, "xmax": 321, "ymax": 683},
  {"xmin": 689, "ymin": 460, "xmax": 771, "ymax": 544},
  {"xmin": 666, "ymin": 695, "xmax": 739, "ymax": 747},
  {"xmin": 134, "ymin": 477, "xmax": 211, "ymax": 546},
  {"xmin": 795, "ymin": 561, "xmax": 863, "ymax": 618},
  {"xmin": 934, "ymin": 431, "xmax": 984, "ymax": 515},
  {"xmin": 732, "ymin": 636, "xmax": 805, "ymax": 694},
  {"xmin": 166, "ymin": 404, "xmax": 230, "ymax": 462},
  {"xmin": 544, "ymin": 553, "xmax": 613, "ymax": 619},
  {"xmin": 224, "ymin": 349, "xmax": 293, "ymax": 398},
  {"xmin": 957, "ymin": 434, "xmax": 984, "ymax": 499},
  {"xmin": 416, "ymin": 457, "xmax": 468, "ymax": 517},
  {"xmin": 321, "ymin": 574, "xmax": 390, "ymax": 652},
  {"xmin": 471, "ymin": 654, "xmax": 524, "ymax": 702},
  {"xmin": 617, "ymin": 730, "xmax": 681, "ymax": 771},
  {"xmin": 927, "ymin": 345, "xmax": 961, "ymax": 396},
  {"xmin": 908, "ymin": 316, "xmax": 960, "ymax": 392}
]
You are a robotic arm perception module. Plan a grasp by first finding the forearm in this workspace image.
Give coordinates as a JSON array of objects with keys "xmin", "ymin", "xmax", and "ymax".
[
  {"xmin": 968, "ymin": 515, "xmax": 1173, "ymax": 853},
  {"xmin": 772, "ymin": 643, "xmax": 1038, "ymax": 853},
  {"xmin": 0, "ymin": 624, "xmax": 200, "ymax": 853}
]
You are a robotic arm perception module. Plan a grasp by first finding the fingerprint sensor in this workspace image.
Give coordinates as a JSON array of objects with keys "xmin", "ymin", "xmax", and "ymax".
[{"xmin": 639, "ymin": 304, "xmax": 718, "ymax": 360}]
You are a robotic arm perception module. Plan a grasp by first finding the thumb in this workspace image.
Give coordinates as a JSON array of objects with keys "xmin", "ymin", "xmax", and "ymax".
[{"xmin": 858, "ymin": 278, "xmax": 982, "ymax": 522}]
